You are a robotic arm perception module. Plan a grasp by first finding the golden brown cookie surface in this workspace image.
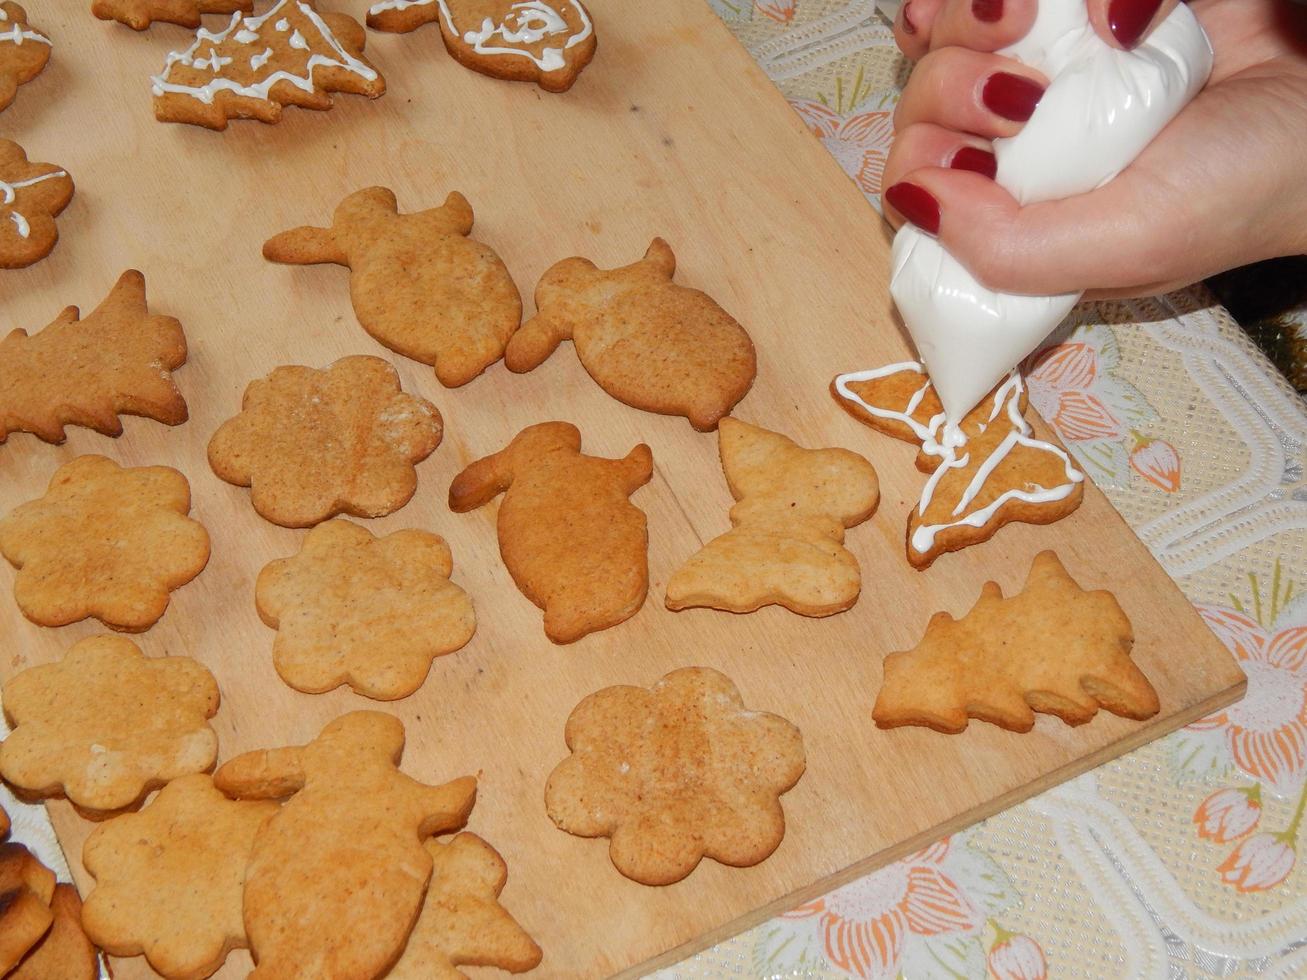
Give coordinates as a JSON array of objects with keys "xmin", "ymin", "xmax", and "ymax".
[
  {"xmin": 208, "ymin": 355, "xmax": 442, "ymax": 528},
  {"xmin": 264, "ymin": 188, "xmax": 521, "ymax": 387},
  {"xmin": 0, "ymin": 636, "xmax": 220, "ymax": 814},
  {"xmin": 367, "ymin": 0, "xmax": 595, "ymax": 92},
  {"xmin": 666, "ymin": 418, "xmax": 879, "ymax": 616},
  {"xmin": 0, "ymin": 139, "xmax": 72, "ymax": 269},
  {"xmin": 9, "ymin": 884, "xmax": 98, "ymax": 980},
  {"xmin": 545, "ymin": 667, "xmax": 806, "ymax": 885},
  {"xmin": 449, "ymin": 421, "xmax": 652, "ymax": 643},
  {"xmin": 0, "ymin": 4, "xmax": 49, "ymax": 112},
  {"xmin": 388, "ymin": 833, "xmax": 542, "ymax": 979},
  {"xmin": 0, "ymin": 455, "xmax": 210, "ymax": 631},
  {"xmin": 82, "ymin": 773, "xmax": 276, "ymax": 980},
  {"xmin": 151, "ymin": 0, "xmax": 384, "ymax": 130},
  {"xmin": 506, "ymin": 239, "xmax": 756, "ymax": 431},
  {"xmin": 832, "ymin": 361, "xmax": 1084, "ymax": 568},
  {"xmin": 257, "ymin": 519, "xmax": 476, "ymax": 700},
  {"xmin": 873, "ymin": 551, "xmax": 1159, "ymax": 733},
  {"xmin": 214, "ymin": 712, "xmax": 477, "ymax": 980},
  {"xmin": 93, "ymin": 0, "xmax": 251, "ymax": 30},
  {"xmin": 0, "ymin": 271, "xmax": 187, "ymax": 446},
  {"xmin": 0, "ymin": 842, "xmax": 55, "ymax": 974}
]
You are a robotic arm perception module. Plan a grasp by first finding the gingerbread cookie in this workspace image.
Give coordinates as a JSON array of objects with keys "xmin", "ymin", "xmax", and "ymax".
[
  {"xmin": 264, "ymin": 187, "xmax": 521, "ymax": 388},
  {"xmin": 214, "ymin": 712, "xmax": 477, "ymax": 979},
  {"xmin": 545, "ymin": 667, "xmax": 806, "ymax": 885},
  {"xmin": 151, "ymin": 0, "xmax": 385, "ymax": 130},
  {"xmin": 10, "ymin": 884, "xmax": 98, "ymax": 980},
  {"xmin": 367, "ymin": 0, "xmax": 595, "ymax": 93},
  {"xmin": 666, "ymin": 418, "xmax": 879, "ymax": 617},
  {"xmin": 0, "ymin": 270, "xmax": 187, "ymax": 446},
  {"xmin": 449, "ymin": 421, "xmax": 652, "ymax": 643},
  {"xmin": 833, "ymin": 362, "xmax": 1085, "ymax": 568},
  {"xmin": 94, "ymin": 0, "xmax": 252, "ymax": 30},
  {"xmin": 874, "ymin": 551, "xmax": 1159, "ymax": 733},
  {"xmin": 208, "ymin": 355, "xmax": 442, "ymax": 528},
  {"xmin": 82, "ymin": 773, "xmax": 276, "ymax": 980},
  {"xmin": 506, "ymin": 239, "xmax": 756, "ymax": 431},
  {"xmin": 0, "ymin": 140, "xmax": 72, "ymax": 269},
  {"xmin": 389, "ymin": 833, "xmax": 542, "ymax": 979},
  {"xmin": 0, "ymin": 635, "xmax": 220, "ymax": 814},
  {"xmin": 0, "ymin": 4, "xmax": 49, "ymax": 112},
  {"xmin": 0, "ymin": 801, "xmax": 8, "ymax": 838},
  {"xmin": 257, "ymin": 519, "xmax": 476, "ymax": 700},
  {"xmin": 0, "ymin": 455, "xmax": 210, "ymax": 631},
  {"xmin": 0, "ymin": 843, "xmax": 54, "ymax": 973}
]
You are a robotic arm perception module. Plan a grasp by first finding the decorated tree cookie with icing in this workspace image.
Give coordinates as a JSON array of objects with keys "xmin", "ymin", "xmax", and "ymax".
[
  {"xmin": 832, "ymin": 361, "xmax": 1084, "ymax": 569},
  {"xmin": 93, "ymin": 0, "xmax": 252, "ymax": 31},
  {"xmin": 0, "ymin": 139, "xmax": 73, "ymax": 269},
  {"xmin": 151, "ymin": 0, "xmax": 385, "ymax": 130},
  {"xmin": 0, "ymin": 3, "xmax": 50, "ymax": 113},
  {"xmin": 367, "ymin": 0, "xmax": 596, "ymax": 93}
]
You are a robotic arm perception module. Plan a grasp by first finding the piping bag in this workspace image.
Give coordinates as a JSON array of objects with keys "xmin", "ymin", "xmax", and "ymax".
[{"xmin": 889, "ymin": 0, "xmax": 1213, "ymax": 423}]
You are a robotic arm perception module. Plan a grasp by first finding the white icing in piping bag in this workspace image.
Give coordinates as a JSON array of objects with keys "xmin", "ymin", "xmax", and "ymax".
[{"xmin": 889, "ymin": 0, "xmax": 1213, "ymax": 422}]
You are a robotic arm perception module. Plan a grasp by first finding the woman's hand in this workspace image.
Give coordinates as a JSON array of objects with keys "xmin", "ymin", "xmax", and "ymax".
[{"xmin": 882, "ymin": 0, "xmax": 1307, "ymax": 298}]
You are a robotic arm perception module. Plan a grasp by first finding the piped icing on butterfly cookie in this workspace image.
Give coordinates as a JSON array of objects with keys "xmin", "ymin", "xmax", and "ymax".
[
  {"xmin": 151, "ymin": 0, "xmax": 384, "ymax": 130},
  {"xmin": 0, "ymin": 3, "xmax": 50, "ymax": 113},
  {"xmin": 367, "ymin": 0, "xmax": 595, "ymax": 93},
  {"xmin": 832, "ymin": 361, "xmax": 1084, "ymax": 569}
]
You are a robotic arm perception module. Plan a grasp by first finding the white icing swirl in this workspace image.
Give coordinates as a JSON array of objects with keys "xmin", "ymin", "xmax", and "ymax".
[{"xmin": 1, "ymin": 169, "xmax": 67, "ymax": 242}]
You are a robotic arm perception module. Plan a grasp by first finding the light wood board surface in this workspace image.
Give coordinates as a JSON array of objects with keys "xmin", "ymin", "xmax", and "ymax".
[{"xmin": 0, "ymin": 2, "xmax": 1244, "ymax": 977}]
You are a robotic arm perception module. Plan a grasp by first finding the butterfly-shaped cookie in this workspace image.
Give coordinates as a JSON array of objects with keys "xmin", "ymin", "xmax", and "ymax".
[{"xmin": 832, "ymin": 360, "xmax": 1084, "ymax": 568}]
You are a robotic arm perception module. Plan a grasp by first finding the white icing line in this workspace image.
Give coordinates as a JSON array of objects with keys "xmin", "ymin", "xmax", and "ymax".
[
  {"xmin": 150, "ymin": 0, "xmax": 377, "ymax": 106},
  {"xmin": 0, "ymin": 21, "xmax": 51, "ymax": 46},
  {"xmin": 833, "ymin": 362, "xmax": 1085, "ymax": 555},
  {"xmin": 1, "ymin": 169, "xmax": 67, "ymax": 242}
]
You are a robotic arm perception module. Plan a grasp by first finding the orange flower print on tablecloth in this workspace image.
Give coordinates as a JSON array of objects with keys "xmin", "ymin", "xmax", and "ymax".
[
  {"xmin": 753, "ymin": 832, "xmax": 1044, "ymax": 978},
  {"xmin": 1218, "ymin": 832, "xmax": 1297, "ymax": 892},
  {"xmin": 789, "ymin": 97, "xmax": 895, "ymax": 204},
  {"xmin": 988, "ymin": 930, "xmax": 1048, "ymax": 980},
  {"xmin": 1195, "ymin": 786, "xmax": 1262, "ymax": 842},
  {"xmin": 1189, "ymin": 605, "xmax": 1307, "ymax": 795},
  {"xmin": 1129, "ymin": 435, "xmax": 1182, "ymax": 492},
  {"xmin": 755, "ymin": 0, "xmax": 797, "ymax": 22},
  {"xmin": 1024, "ymin": 320, "xmax": 1159, "ymax": 489}
]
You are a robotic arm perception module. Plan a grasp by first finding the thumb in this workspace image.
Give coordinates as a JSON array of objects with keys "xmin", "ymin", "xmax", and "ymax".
[
  {"xmin": 1087, "ymin": 0, "xmax": 1180, "ymax": 50},
  {"xmin": 882, "ymin": 165, "xmax": 1172, "ymax": 295}
]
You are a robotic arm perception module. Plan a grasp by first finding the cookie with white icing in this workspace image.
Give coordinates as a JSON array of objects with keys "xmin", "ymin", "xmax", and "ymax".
[
  {"xmin": 0, "ymin": 140, "xmax": 72, "ymax": 269},
  {"xmin": 367, "ymin": 0, "xmax": 596, "ymax": 93},
  {"xmin": 92, "ymin": 0, "xmax": 252, "ymax": 31},
  {"xmin": 832, "ymin": 361, "xmax": 1085, "ymax": 569},
  {"xmin": 151, "ymin": 0, "xmax": 385, "ymax": 130},
  {"xmin": 0, "ymin": 2, "xmax": 48, "ymax": 113}
]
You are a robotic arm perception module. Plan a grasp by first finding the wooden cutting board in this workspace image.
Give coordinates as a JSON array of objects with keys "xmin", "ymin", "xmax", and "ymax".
[{"xmin": 0, "ymin": 2, "xmax": 1244, "ymax": 977}]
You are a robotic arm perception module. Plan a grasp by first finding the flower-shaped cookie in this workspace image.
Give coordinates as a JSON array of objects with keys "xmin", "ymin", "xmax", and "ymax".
[
  {"xmin": 208, "ymin": 355, "xmax": 443, "ymax": 528},
  {"xmin": 0, "ymin": 455, "xmax": 210, "ymax": 631},
  {"xmin": 257, "ymin": 519, "xmax": 476, "ymax": 700},
  {"xmin": 82, "ymin": 774, "xmax": 276, "ymax": 979},
  {"xmin": 0, "ymin": 635, "xmax": 220, "ymax": 814},
  {"xmin": 0, "ymin": 139, "xmax": 73, "ymax": 269},
  {"xmin": 544, "ymin": 667, "xmax": 806, "ymax": 885}
]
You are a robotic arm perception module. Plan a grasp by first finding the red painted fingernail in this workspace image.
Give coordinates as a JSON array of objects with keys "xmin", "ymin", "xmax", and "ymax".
[
  {"xmin": 901, "ymin": 1, "xmax": 917, "ymax": 34},
  {"xmin": 885, "ymin": 182, "xmax": 941, "ymax": 234},
  {"xmin": 982, "ymin": 72, "xmax": 1044, "ymax": 122},
  {"xmin": 950, "ymin": 146, "xmax": 997, "ymax": 178},
  {"xmin": 1108, "ymin": 0, "xmax": 1162, "ymax": 49},
  {"xmin": 972, "ymin": 0, "xmax": 1003, "ymax": 22}
]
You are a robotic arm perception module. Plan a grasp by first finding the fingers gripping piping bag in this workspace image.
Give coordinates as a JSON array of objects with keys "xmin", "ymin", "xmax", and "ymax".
[{"xmin": 889, "ymin": 0, "xmax": 1213, "ymax": 422}]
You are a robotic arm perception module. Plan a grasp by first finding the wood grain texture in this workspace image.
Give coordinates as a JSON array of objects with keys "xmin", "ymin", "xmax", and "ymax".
[{"xmin": 0, "ymin": 2, "xmax": 1244, "ymax": 977}]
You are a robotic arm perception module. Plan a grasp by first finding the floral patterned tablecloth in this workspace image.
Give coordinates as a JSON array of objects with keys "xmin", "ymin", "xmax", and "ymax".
[
  {"xmin": 656, "ymin": 2, "xmax": 1307, "ymax": 978},
  {"xmin": 3, "ymin": 4, "xmax": 1304, "ymax": 979}
]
